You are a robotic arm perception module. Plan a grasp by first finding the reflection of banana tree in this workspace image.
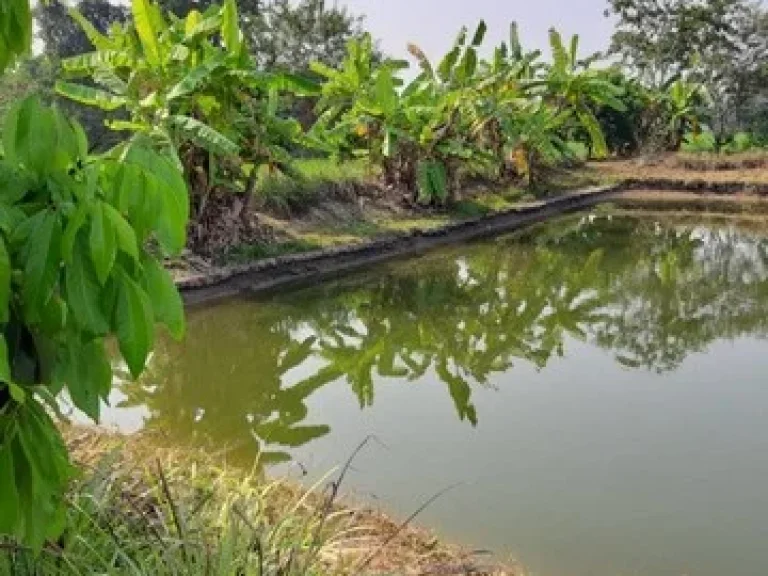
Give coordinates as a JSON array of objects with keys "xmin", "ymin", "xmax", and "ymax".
[
  {"xmin": 525, "ymin": 215, "xmax": 768, "ymax": 371},
  {"xmin": 119, "ymin": 305, "xmax": 331, "ymax": 465},
  {"xmin": 296, "ymin": 245, "xmax": 608, "ymax": 425}
]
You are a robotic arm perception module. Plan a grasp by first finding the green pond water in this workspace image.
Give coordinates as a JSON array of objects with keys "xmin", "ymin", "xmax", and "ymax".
[{"xmin": 99, "ymin": 211, "xmax": 768, "ymax": 576}]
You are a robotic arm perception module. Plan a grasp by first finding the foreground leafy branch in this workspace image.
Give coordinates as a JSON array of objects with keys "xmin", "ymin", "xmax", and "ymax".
[{"xmin": 0, "ymin": 95, "xmax": 188, "ymax": 547}]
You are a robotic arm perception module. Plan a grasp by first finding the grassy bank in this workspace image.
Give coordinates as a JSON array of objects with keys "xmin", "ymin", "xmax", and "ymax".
[
  {"xmin": 194, "ymin": 160, "xmax": 611, "ymax": 267},
  {"xmin": 172, "ymin": 153, "xmax": 768, "ymax": 284},
  {"xmin": 0, "ymin": 427, "xmax": 515, "ymax": 576}
]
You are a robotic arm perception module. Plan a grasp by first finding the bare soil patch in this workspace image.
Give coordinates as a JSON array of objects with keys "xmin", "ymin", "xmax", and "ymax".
[{"xmin": 592, "ymin": 156, "xmax": 768, "ymax": 184}]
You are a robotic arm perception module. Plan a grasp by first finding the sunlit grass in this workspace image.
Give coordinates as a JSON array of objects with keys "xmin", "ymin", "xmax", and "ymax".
[
  {"xmin": 293, "ymin": 158, "xmax": 372, "ymax": 182},
  {"xmin": 0, "ymin": 429, "xmax": 356, "ymax": 576},
  {"xmin": 253, "ymin": 158, "xmax": 373, "ymax": 215}
]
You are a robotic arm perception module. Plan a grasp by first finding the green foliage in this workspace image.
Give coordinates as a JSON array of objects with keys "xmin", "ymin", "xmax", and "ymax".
[
  {"xmin": 55, "ymin": 0, "xmax": 242, "ymax": 158},
  {"xmin": 723, "ymin": 131, "xmax": 753, "ymax": 154},
  {"xmin": 310, "ymin": 22, "xmax": 625, "ymax": 202},
  {"xmin": 681, "ymin": 130, "xmax": 717, "ymax": 153},
  {"xmin": 0, "ymin": 97, "xmax": 187, "ymax": 547},
  {"xmin": 0, "ymin": 0, "xmax": 32, "ymax": 72},
  {"xmin": 2, "ymin": 442, "xmax": 350, "ymax": 575},
  {"xmin": 55, "ymin": 0, "xmax": 317, "ymax": 252}
]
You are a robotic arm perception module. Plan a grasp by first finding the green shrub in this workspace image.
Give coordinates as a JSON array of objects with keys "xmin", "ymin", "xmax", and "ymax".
[
  {"xmin": 723, "ymin": 132, "xmax": 754, "ymax": 154},
  {"xmin": 681, "ymin": 131, "xmax": 716, "ymax": 153}
]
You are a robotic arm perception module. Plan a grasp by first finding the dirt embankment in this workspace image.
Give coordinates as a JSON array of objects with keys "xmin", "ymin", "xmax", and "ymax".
[
  {"xmin": 178, "ymin": 185, "xmax": 623, "ymax": 306},
  {"xmin": 591, "ymin": 154, "xmax": 768, "ymax": 186}
]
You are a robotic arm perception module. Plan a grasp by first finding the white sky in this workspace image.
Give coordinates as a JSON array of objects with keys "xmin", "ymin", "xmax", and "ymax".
[{"xmin": 336, "ymin": 0, "xmax": 618, "ymax": 62}]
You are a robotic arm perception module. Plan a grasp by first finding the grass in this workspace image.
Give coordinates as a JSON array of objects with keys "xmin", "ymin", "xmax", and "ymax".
[
  {"xmin": 293, "ymin": 158, "xmax": 371, "ymax": 182},
  {"xmin": 224, "ymin": 238, "xmax": 322, "ymax": 263},
  {"xmin": 0, "ymin": 428, "xmax": 355, "ymax": 576},
  {"xmin": 0, "ymin": 428, "xmax": 516, "ymax": 576},
  {"xmin": 673, "ymin": 150, "xmax": 768, "ymax": 171},
  {"xmin": 254, "ymin": 159, "xmax": 372, "ymax": 216},
  {"xmin": 591, "ymin": 156, "xmax": 768, "ymax": 184}
]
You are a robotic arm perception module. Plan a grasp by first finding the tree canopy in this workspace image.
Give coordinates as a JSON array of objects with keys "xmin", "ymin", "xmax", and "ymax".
[{"xmin": 606, "ymin": 0, "xmax": 768, "ymax": 137}]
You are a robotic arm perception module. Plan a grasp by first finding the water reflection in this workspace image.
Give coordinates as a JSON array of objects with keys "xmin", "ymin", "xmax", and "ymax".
[{"xmin": 118, "ymin": 214, "xmax": 768, "ymax": 463}]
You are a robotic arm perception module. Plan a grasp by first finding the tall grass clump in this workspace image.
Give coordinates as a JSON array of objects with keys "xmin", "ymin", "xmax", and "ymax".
[
  {"xmin": 0, "ymin": 430, "xmax": 358, "ymax": 576},
  {"xmin": 254, "ymin": 159, "xmax": 373, "ymax": 216}
]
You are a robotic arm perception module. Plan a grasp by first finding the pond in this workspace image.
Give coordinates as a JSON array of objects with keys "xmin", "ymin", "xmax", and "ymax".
[{"xmin": 100, "ymin": 211, "xmax": 768, "ymax": 576}]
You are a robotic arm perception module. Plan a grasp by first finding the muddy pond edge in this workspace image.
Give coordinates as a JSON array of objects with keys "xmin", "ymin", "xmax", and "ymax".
[{"xmin": 178, "ymin": 179, "xmax": 768, "ymax": 306}]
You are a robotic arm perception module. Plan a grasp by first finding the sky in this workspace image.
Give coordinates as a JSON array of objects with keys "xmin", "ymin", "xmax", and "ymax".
[{"xmin": 335, "ymin": 0, "xmax": 617, "ymax": 62}]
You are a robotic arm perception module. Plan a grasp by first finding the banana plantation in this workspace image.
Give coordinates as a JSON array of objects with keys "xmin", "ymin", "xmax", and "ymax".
[{"xmin": 47, "ymin": 0, "xmax": 709, "ymax": 248}]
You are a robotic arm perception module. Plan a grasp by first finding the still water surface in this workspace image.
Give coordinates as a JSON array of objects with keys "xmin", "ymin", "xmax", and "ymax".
[{"xmin": 101, "ymin": 212, "xmax": 768, "ymax": 576}]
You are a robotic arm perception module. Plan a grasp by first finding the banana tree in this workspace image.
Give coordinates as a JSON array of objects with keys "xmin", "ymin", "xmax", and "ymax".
[
  {"xmin": 504, "ymin": 100, "xmax": 573, "ymax": 187},
  {"xmin": 465, "ymin": 22, "xmax": 543, "ymax": 178},
  {"xmin": 311, "ymin": 26, "xmax": 494, "ymax": 204},
  {"xmin": 533, "ymin": 29, "xmax": 626, "ymax": 158},
  {"xmin": 664, "ymin": 79, "xmax": 711, "ymax": 150},
  {"xmin": 55, "ymin": 0, "xmax": 317, "ymax": 253}
]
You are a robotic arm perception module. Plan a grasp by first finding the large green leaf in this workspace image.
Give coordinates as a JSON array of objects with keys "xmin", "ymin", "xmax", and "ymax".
[
  {"xmin": 61, "ymin": 203, "xmax": 90, "ymax": 264},
  {"xmin": 375, "ymin": 69, "xmax": 398, "ymax": 116},
  {"xmin": 65, "ymin": 247, "xmax": 110, "ymax": 335},
  {"xmin": 577, "ymin": 109, "xmax": 607, "ymax": 158},
  {"xmin": 0, "ymin": 237, "xmax": 10, "ymax": 324},
  {"xmin": 0, "ymin": 446, "xmax": 20, "ymax": 534},
  {"xmin": 184, "ymin": 9, "xmax": 202, "ymax": 35},
  {"xmin": 115, "ymin": 271, "xmax": 154, "ymax": 378},
  {"xmin": 55, "ymin": 82, "xmax": 126, "ymax": 111},
  {"xmin": 4, "ymin": 97, "xmax": 57, "ymax": 176},
  {"xmin": 221, "ymin": 0, "xmax": 242, "ymax": 57},
  {"xmin": 169, "ymin": 115, "xmax": 239, "ymax": 156},
  {"xmin": 0, "ymin": 0, "xmax": 31, "ymax": 72},
  {"xmin": 1, "ymin": 98, "xmax": 24, "ymax": 164},
  {"xmin": 263, "ymin": 72, "xmax": 321, "ymax": 96},
  {"xmin": 142, "ymin": 256, "xmax": 185, "ymax": 340},
  {"xmin": 93, "ymin": 68, "xmax": 128, "ymax": 95},
  {"xmin": 471, "ymin": 21, "xmax": 487, "ymax": 46},
  {"xmin": 22, "ymin": 210, "xmax": 61, "ymax": 319},
  {"xmin": 89, "ymin": 203, "xmax": 117, "ymax": 285},
  {"xmin": 416, "ymin": 160, "xmax": 448, "ymax": 204},
  {"xmin": 102, "ymin": 203, "xmax": 139, "ymax": 262},
  {"xmin": 122, "ymin": 143, "xmax": 188, "ymax": 254},
  {"xmin": 549, "ymin": 28, "xmax": 568, "ymax": 73},
  {"xmin": 309, "ymin": 60, "xmax": 339, "ymax": 80},
  {"xmin": 13, "ymin": 404, "xmax": 70, "ymax": 550},
  {"xmin": 132, "ymin": 0, "xmax": 161, "ymax": 67},
  {"xmin": 68, "ymin": 8, "xmax": 114, "ymax": 50},
  {"xmin": 183, "ymin": 13, "xmax": 222, "ymax": 42},
  {"xmin": 166, "ymin": 54, "xmax": 226, "ymax": 101},
  {"xmin": 437, "ymin": 47, "xmax": 461, "ymax": 82},
  {"xmin": 456, "ymin": 48, "xmax": 478, "ymax": 84},
  {"xmin": 61, "ymin": 50, "xmax": 133, "ymax": 75},
  {"xmin": 0, "ymin": 334, "xmax": 10, "ymax": 383},
  {"xmin": 59, "ymin": 337, "xmax": 111, "ymax": 421}
]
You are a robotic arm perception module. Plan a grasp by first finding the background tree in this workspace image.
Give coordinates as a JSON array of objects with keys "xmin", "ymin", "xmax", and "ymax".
[
  {"xmin": 35, "ymin": 0, "xmax": 128, "ymax": 59},
  {"xmin": 155, "ymin": 0, "xmax": 370, "ymax": 71},
  {"xmin": 250, "ymin": 0, "xmax": 369, "ymax": 71},
  {"xmin": 605, "ymin": 0, "xmax": 768, "ymax": 141},
  {"xmin": 33, "ymin": 0, "xmax": 130, "ymax": 149},
  {"xmin": 605, "ymin": 0, "xmax": 752, "ymax": 87}
]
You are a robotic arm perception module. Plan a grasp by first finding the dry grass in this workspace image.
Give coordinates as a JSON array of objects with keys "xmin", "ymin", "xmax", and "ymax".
[
  {"xmin": 46, "ymin": 426, "xmax": 519, "ymax": 576},
  {"xmin": 592, "ymin": 156, "xmax": 768, "ymax": 184},
  {"xmin": 672, "ymin": 151, "xmax": 768, "ymax": 172}
]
